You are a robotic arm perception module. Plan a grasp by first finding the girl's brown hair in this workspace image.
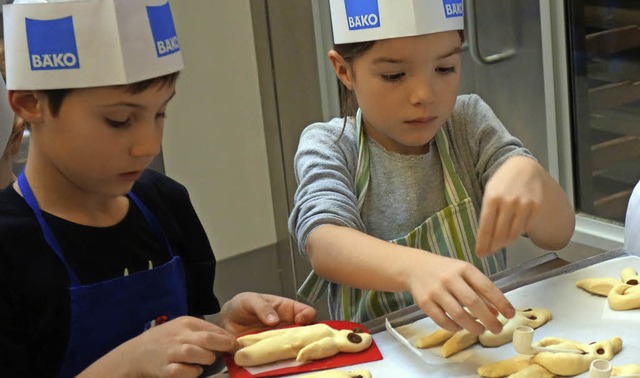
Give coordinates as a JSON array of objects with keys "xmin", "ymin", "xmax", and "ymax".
[{"xmin": 333, "ymin": 30, "xmax": 464, "ymax": 131}]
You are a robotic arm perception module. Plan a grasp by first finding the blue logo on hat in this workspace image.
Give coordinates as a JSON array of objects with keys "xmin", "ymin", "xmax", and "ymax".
[
  {"xmin": 26, "ymin": 16, "xmax": 80, "ymax": 71},
  {"xmin": 344, "ymin": 0, "xmax": 380, "ymax": 31},
  {"xmin": 442, "ymin": 0, "xmax": 463, "ymax": 18},
  {"xmin": 147, "ymin": 2, "xmax": 180, "ymax": 58}
]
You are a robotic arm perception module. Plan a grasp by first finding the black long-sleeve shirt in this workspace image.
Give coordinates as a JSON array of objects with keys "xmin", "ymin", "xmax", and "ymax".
[{"xmin": 0, "ymin": 169, "xmax": 220, "ymax": 376}]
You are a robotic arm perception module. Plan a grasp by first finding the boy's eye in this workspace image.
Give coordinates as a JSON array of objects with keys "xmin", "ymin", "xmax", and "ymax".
[
  {"xmin": 105, "ymin": 118, "xmax": 131, "ymax": 128},
  {"xmin": 381, "ymin": 73, "xmax": 405, "ymax": 82},
  {"xmin": 436, "ymin": 66, "xmax": 456, "ymax": 74},
  {"xmin": 156, "ymin": 112, "xmax": 167, "ymax": 120}
]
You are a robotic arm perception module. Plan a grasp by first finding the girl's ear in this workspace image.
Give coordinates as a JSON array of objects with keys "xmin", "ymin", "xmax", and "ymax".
[
  {"xmin": 328, "ymin": 50, "xmax": 354, "ymax": 91},
  {"xmin": 8, "ymin": 90, "xmax": 45, "ymax": 125}
]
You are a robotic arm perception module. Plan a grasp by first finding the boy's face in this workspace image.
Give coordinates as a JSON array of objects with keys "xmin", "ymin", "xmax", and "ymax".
[
  {"xmin": 344, "ymin": 31, "xmax": 462, "ymax": 155},
  {"xmin": 30, "ymin": 82, "xmax": 175, "ymax": 197}
]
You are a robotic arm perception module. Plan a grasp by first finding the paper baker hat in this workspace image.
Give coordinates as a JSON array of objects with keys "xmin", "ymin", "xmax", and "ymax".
[
  {"xmin": 2, "ymin": 0, "xmax": 183, "ymax": 90},
  {"xmin": 329, "ymin": 0, "xmax": 464, "ymax": 44},
  {"xmin": 0, "ymin": 75, "xmax": 11, "ymax": 155}
]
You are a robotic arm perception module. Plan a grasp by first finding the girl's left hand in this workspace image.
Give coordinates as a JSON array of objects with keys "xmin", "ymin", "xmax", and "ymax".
[
  {"xmin": 476, "ymin": 156, "xmax": 544, "ymax": 257},
  {"xmin": 219, "ymin": 292, "xmax": 317, "ymax": 336}
]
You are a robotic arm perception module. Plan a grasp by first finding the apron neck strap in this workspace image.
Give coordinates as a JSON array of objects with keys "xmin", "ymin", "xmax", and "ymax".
[
  {"xmin": 18, "ymin": 172, "xmax": 81, "ymax": 286},
  {"xmin": 128, "ymin": 192, "xmax": 174, "ymax": 257},
  {"xmin": 354, "ymin": 109, "xmax": 470, "ymax": 209},
  {"xmin": 17, "ymin": 172, "xmax": 175, "ymax": 287}
]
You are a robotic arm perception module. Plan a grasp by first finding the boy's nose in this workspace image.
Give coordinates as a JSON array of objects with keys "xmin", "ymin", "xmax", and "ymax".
[{"xmin": 130, "ymin": 122, "xmax": 162, "ymax": 158}]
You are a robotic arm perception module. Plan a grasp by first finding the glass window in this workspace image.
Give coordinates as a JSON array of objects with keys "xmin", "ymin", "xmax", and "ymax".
[{"xmin": 567, "ymin": 0, "xmax": 640, "ymax": 223}]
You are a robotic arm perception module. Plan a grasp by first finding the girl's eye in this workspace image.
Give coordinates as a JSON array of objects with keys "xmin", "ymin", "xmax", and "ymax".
[
  {"xmin": 437, "ymin": 66, "xmax": 456, "ymax": 74},
  {"xmin": 156, "ymin": 112, "xmax": 167, "ymax": 120},
  {"xmin": 105, "ymin": 118, "xmax": 131, "ymax": 128},
  {"xmin": 381, "ymin": 73, "xmax": 405, "ymax": 82}
]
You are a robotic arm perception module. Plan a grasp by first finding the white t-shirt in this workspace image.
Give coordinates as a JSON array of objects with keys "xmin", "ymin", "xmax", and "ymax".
[{"xmin": 624, "ymin": 181, "xmax": 640, "ymax": 256}]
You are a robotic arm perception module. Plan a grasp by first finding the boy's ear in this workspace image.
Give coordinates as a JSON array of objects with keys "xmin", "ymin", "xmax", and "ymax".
[
  {"xmin": 8, "ymin": 90, "xmax": 45, "ymax": 125},
  {"xmin": 328, "ymin": 50, "xmax": 354, "ymax": 91}
]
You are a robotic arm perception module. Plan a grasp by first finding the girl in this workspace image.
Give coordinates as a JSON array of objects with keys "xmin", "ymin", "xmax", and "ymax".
[
  {"xmin": 289, "ymin": 0, "xmax": 574, "ymax": 336},
  {"xmin": 0, "ymin": 1, "xmax": 315, "ymax": 377}
]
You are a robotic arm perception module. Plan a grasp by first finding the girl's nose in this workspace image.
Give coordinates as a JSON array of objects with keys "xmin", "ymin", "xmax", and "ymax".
[{"xmin": 409, "ymin": 79, "xmax": 436, "ymax": 106}]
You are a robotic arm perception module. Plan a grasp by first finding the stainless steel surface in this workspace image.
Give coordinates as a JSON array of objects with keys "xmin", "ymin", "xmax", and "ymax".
[
  {"xmin": 464, "ymin": 0, "xmax": 516, "ymax": 64},
  {"xmin": 363, "ymin": 249, "xmax": 626, "ymax": 333}
]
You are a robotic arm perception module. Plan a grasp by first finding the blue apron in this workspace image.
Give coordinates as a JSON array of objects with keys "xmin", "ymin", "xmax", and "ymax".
[{"xmin": 18, "ymin": 173, "xmax": 188, "ymax": 378}]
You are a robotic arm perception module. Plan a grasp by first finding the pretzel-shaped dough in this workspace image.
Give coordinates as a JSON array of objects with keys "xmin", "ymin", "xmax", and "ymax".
[
  {"xmin": 415, "ymin": 308, "xmax": 552, "ymax": 357},
  {"xmin": 233, "ymin": 324, "xmax": 372, "ymax": 367},
  {"xmin": 608, "ymin": 283, "xmax": 640, "ymax": 310},
  {"xmin": 576, "ymin": 267, "xmax": 640, "ymax": 310},
  {"xmin": 531, "ymin": 336, "xmax": 623, "ymax": 376},
  {"xmin": 300, "ymin": 369, "xmax": 372, "ymax": 378}
]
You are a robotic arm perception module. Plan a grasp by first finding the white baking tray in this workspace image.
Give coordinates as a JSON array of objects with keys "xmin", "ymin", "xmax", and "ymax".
[{"xmin": 285, "ymin": 255, "xmax": 640, "ymax": 378}]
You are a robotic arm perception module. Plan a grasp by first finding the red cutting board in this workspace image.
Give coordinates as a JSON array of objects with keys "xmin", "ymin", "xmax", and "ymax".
[{"xmin": 223, "ymin": 320, "xmax": 383, "ymax": 378}]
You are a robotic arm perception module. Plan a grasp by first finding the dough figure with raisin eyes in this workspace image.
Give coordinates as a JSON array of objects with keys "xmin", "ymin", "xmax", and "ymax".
[
  {"xmin": 416, "ymin": 308, "xmax": 552, "ymax": 357},
  {"xmin": 233, "ymin": 323, "xmax": 372, "ymax": 367}
]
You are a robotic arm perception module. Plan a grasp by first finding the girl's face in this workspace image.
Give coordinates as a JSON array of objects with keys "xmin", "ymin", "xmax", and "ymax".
[
  {"xmin": 27, "ymin": 83, "xmax": 175, "ymax": 198},
  {"xmin": 334, "ymin": 31, "xmax": 462, "ymax": 155}
]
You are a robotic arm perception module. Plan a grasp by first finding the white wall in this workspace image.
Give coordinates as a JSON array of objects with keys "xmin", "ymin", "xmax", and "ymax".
[{"xmin": 163, "ymin": 1, "xmax": 277, "ymax": 260}]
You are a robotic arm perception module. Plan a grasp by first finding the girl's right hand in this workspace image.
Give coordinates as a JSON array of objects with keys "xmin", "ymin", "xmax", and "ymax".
[
  {"xmin": 407, "ymin": 253, "xmax": 515, "ymax": 336},
  {"xmin": 77, "ymin": 316, "xmax": 238, "ymax": 378}
]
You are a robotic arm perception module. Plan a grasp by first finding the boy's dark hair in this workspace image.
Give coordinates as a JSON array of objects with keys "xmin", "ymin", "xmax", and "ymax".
[{"xmin": 42, "ymin": 72, "xmax": 180, "ymax": 117}]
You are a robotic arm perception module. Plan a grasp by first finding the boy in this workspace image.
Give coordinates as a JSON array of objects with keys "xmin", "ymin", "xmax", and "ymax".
[{"xmin": 1, "ymin": 1, "xmax": 315, "ymax": 377}]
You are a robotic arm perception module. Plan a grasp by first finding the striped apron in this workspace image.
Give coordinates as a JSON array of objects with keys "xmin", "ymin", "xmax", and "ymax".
[{"xmin": 298, "ymin": 109, "xmax": 502, "ymax": 323}]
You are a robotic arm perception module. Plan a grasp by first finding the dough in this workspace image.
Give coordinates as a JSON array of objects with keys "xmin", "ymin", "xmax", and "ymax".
[
  {"xmin": 506, "ymin": 363, "xmax": 554, "ymax": 378},
  {"xmin": 233, "ymin": 324, "xmax": 373, "ymax": 367},
  {"xmin": 415, "ymin": 308, "xmax": 552, "ymax": 357},
  {"xmin": 620, "ymin": 267, "xmax": 639, "ymax": 285},
  {"xmin": 531, "ymin": 336, "xmax": 623, "ymax": 376},
  {"xmin": 440, "ymin": 329, "xmax": 478, "ymax": 358},
  {"xmin": 414, "ymin": 329, "xmax": 455, "ymax": 349},
  {"xmin": 613, "ymin": 364, "xmax": 640, "ymax": 376},
  {"xmin": 576, "ymin": 267, "xmax": 640, "ymax": 311},
  {"xmin": 478, "ymin": 336, "xmax": 623, "ymax": 378},
  {"xmin": 300, "ymin": 369, "xmax": 372, "ymax": 378},
  {"xmin": 477, "ymin": 355, "xmax": 534, "ymax": 377},
  {"xmin": 479, "ymin": 308, "xmax": 552, "ymax": 347},
  {"xmin": 608, "ymin": 283, "xmax": 640, "ymax": 310},
  {"xmin": 576, "ymin": 277, "xmax": 621, "ymax": 296}
]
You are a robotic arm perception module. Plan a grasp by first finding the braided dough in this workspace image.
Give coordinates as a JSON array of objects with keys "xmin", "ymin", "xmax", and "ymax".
[
  {"xmin": 415, "ymin": 308, "xmax": 552, "ymax": 357},
  {"xmin": 233, "ymin": 324, "xmax": 372, "ymax": 367},
  {"xmin": 300, "ymin": 369, "xmax": 372, "ymax": 378},
  {"xmin": 477, "ymin": 336, "xmax": 623, "ymax": 377},
  {"xmin": 532, "ymin": 336, "xmax": 622, "ymax": 376},
  {"xmin": 576, "ymin": 266, "xmax": 640, "ymax": 310}
]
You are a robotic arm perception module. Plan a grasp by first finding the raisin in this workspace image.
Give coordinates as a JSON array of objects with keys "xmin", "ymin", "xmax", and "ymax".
[{"xmin": 347, "ymin": 332, "xmax": 363, "ymax": 343}]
